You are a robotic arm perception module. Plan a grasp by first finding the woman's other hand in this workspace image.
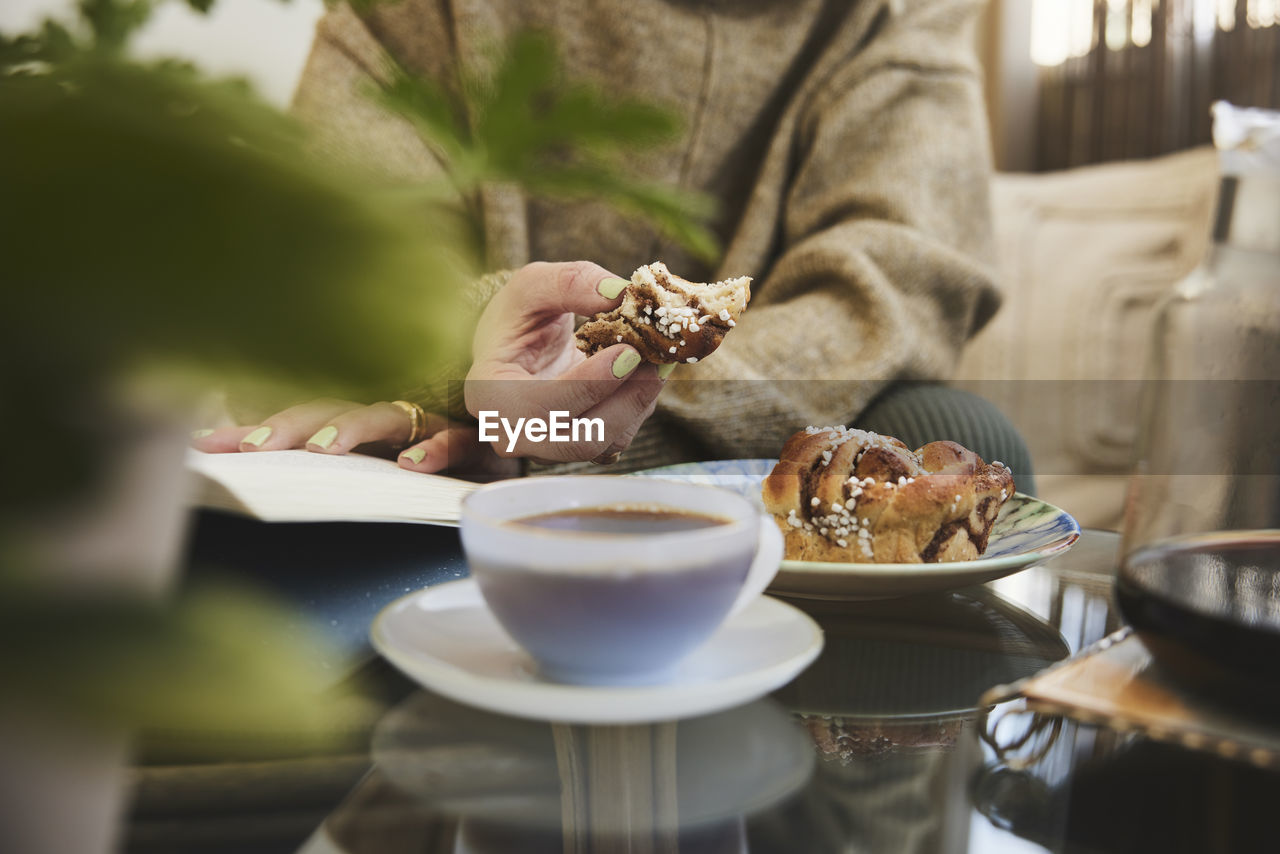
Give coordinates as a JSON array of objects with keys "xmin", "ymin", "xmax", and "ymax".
[{"xmin": 189, "ymin": 399, "xmax": 517, "ymax": 477}]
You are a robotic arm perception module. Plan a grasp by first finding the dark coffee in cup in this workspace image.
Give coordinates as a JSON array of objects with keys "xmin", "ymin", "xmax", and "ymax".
[{"xmin": 514, "ymin": 505, "xmax": 730, "ymax": 535}]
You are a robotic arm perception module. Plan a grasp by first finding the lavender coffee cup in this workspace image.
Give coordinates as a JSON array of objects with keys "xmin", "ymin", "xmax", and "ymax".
[{"xmin": 459, "ymin": 476, "xmax": 783, "ymax": 685}]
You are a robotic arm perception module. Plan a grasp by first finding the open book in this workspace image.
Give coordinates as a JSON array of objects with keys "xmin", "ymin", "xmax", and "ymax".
[{"xmin": 186, "ymin": 450, "xmax": 479, "ymax": 525}]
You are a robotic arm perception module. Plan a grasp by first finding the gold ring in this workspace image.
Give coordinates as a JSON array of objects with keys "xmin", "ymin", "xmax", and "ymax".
[
  {"xmin": 390, "ymin": 400, "xmax": 428, "ymax": 446},
  {"xmin": 591, "ymin": 450, "xmax": 623, "ymax": 466}
]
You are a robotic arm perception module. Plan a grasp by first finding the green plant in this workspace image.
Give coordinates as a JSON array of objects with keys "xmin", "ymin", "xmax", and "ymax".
[
  {"xmin": 2, "ymin": 0, "xmax": 474, "ymax": 520},
  {"xmin": 0, "ymin": 0, "xmax": 718, "ymax": 744},
  {"xmin": 3, "ymin": 1, "xmax": 462, "ymax": 741}
]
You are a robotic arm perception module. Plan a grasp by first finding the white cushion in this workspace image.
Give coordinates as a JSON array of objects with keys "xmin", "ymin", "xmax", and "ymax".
[{"xmin": 955, "ymin": 147, "xmax": 1220, "ymax": 530}]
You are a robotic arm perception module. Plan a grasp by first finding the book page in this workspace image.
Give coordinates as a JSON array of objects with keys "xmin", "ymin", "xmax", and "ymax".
[{"xmin": 186, "ymin": 450, "xmax": 478, "ymax": 525}]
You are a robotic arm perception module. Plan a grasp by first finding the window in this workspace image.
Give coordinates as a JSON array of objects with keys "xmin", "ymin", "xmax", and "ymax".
[{"xmin": 1032, "ymin": 0, "xmax": 1280, "ymax": 169}]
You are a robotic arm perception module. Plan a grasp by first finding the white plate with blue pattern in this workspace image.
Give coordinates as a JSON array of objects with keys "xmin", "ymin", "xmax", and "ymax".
[{"xmin": 633, "ymin": 459, "xmax": 1081, "ymax": 600}]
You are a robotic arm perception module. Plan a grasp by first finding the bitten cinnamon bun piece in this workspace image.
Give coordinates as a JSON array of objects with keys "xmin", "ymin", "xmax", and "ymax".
[
  {"xmin": 761, "ymin": 427, "xmax": 1015, "ymax": 564},
  {"xmin": 574, "ymin": 261, "xmax": 751, "ymax": 364}
]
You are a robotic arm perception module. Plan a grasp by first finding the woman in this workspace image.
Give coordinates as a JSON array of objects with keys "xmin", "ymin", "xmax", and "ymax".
[{"xmin": 196, "ymin": 0, "xmax": 1033, "ymax": 485}]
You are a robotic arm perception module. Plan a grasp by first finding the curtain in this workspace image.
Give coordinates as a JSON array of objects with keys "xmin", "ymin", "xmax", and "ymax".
[{"xmin": 1036, "ymin": 0, "xmax": 1280, "ymax": 170}]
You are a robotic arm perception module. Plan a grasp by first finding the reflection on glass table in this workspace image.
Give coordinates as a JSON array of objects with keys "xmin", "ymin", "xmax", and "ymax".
[
  {"xmin": 746, "ymin": 583, "xmax": 1068, "ymax": 854},
  {"xmin": 316, "ymin": 691, "xmax": 812, "ymax": 854},
  {"xmin": 976, "ymin": 709, "xmax": 1280, "ymax": 854}
]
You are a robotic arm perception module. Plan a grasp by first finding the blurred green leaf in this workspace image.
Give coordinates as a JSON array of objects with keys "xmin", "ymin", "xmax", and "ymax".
[
  {"xmin": 0, "ymin": 0, "xmax": 450, "ymax": 751},
  {"xmin": 1, "ymin": 57, "xmax": 472, "ymax": 521},
  {"xmin": 3, "ymin": 62, "xmax": 473, "ymax": 383},
  {"xmin": 0, "ymin": 21, "xmax": 79, "ymax": 68},
  {"xmin": 372, "ymin": 65, "xmax": 472, "ymax": 176},
  {"xmin": 372, "ymin": 29, "xmax": 720, "ymax": 263},
  {"xmin": 0, "ymin": 578, "xmax": 363, "ymax": 751},
  {"xmin": 79, "ymin": 0, "xmax": 154, "ymax": 53}
]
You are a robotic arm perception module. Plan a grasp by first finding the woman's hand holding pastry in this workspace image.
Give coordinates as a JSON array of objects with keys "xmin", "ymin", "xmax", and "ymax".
[{"xmin": 464, "ymin": 260, "xmax": 667, "ymax": 463}]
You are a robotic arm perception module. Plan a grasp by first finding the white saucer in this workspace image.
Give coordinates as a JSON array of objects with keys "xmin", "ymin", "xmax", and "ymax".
[{"xmin": 371, "ymin": 578, "xmax": 824, "ymax": 724}]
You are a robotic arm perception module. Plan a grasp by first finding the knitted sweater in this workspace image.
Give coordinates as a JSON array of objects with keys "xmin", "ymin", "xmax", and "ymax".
[{"xmin": 292, "ymin": 0, "xmax": 1000, "ymax": 472}]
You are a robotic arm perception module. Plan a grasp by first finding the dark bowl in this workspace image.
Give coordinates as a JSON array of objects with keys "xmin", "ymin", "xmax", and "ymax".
[{"xmin": 1115, "ymin": 531, "xmax": 1280, "ymax": 706}]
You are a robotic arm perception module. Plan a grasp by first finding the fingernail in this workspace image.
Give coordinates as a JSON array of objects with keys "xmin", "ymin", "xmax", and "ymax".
[
  {"xmin": 657, "ymin": 362, "xmax": 676, "ymax": 379},
  {"xmin": 401, "ymin": 447, "xmax": 426, "ymax": 465},
  {"xmin": 597, "ymin": 277, "xmax": 630, "ymax": 299},
  {"xmin": 612, "ymin": 349, "xmax": 642, "ymax": 378},
  {"xmin": 307, "ymin": 425, "xmax": 338, "ymax": 449},
  {"xmin": 242, "ymin": 426, "xmax": 272, "ymax": 448},
  {"xmin": 191, "ymin": 428, "xmax": 214, "ymax": 439}
]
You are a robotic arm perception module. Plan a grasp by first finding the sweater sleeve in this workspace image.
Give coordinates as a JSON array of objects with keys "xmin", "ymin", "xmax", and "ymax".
[
  {"xmin": 654, "ymin": 0, "xmax": 1001, "ymax": 460},
  {"xmin": 399, "ymin": 269, "xmax": 514, "ymax": 420}
]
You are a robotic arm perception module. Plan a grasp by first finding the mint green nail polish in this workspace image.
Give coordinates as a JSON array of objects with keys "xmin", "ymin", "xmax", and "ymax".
[
  {"xmin": 401, "ymin": 447, "xmax": 426, "ymax": 465},
  {"xmin": 308, "ymin": 425, "xmax": 338, "ymax": 449},
  {"xmin": 612, "ymin": 349, "xmax": 642, "ymax": 378},
  {"xmin": 242, "ymin": 426, "xmax": 272, "ymax": 448},
  {"xmin": 190, "ymin": 428, "xmax": 214, "ymax": 439},
  {"xmin": 657, "ymin": 362, "xmax": 676, "ymax": 379},
  {"xmin": 598, "ymin": 277, "xmax": 629, "ymax": 299}
]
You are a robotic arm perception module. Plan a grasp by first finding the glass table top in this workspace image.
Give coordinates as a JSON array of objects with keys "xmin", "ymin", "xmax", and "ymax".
[{"xmin": 123, "ymin": 521, "xmax": 1280, "ymax": 854}]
